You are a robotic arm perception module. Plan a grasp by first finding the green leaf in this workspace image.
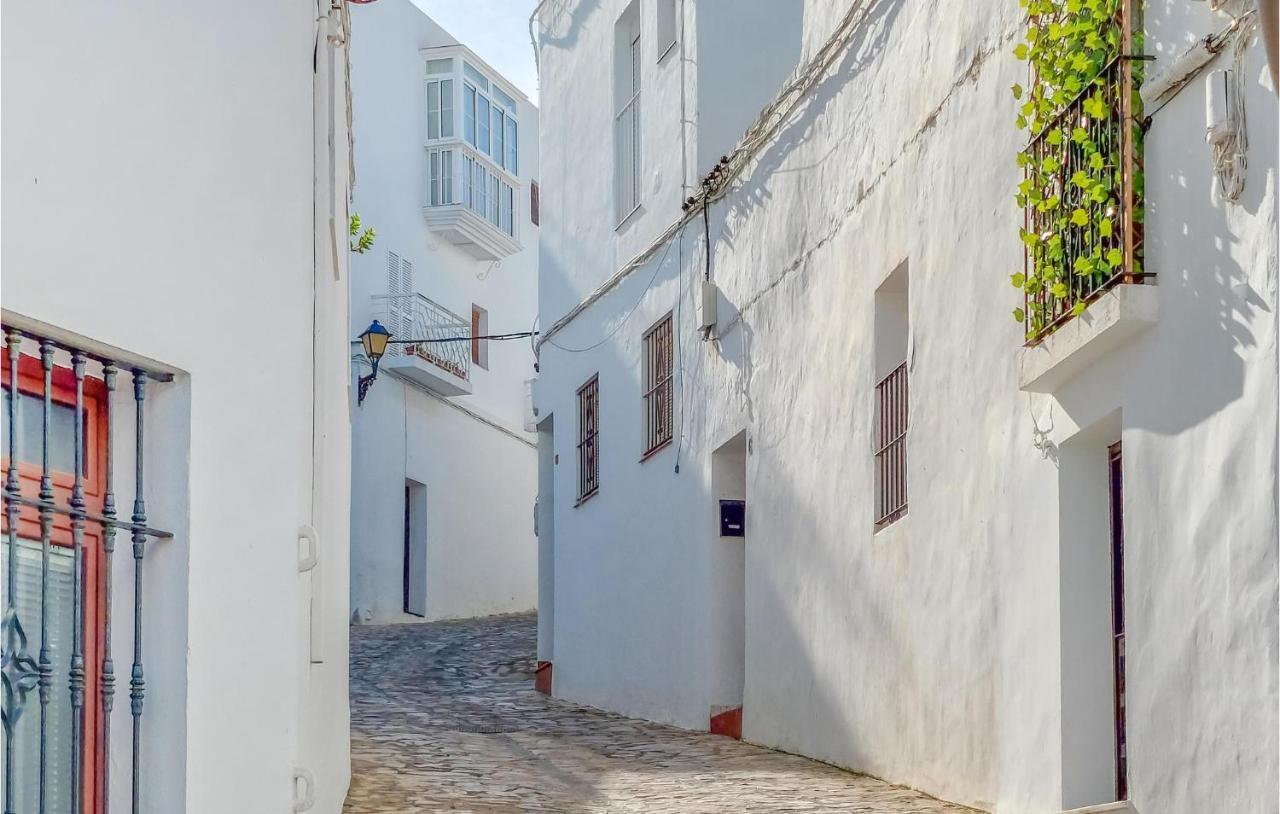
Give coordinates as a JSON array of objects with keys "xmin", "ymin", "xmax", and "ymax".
[
  {"xmin": 1071, "ymin": 302, "xmax": 1087, "ymax": 316},
  {"xmin": 1011, "ymin": 83, "xmax": 1024, "ymax": 100},
  {"xmin": 1011, "ymin": 272, "xmax": 1027, "ymax": 287},
  {"xmin": 1099, "ymin": 218, "xmax": 1113, "ymax": 237},
  {"xmin": 1051, "ymin": 282, "xmax": 1069, "ymax": 299},
  {"xmin": 1013, "ymin": 307, "xmax": 1026, "ymax": 323},
  {"xmin": 1070, "ymin": 208, "xmax": 1089, "ymax": 226},
  {"xmin": 1106, "ymin": 247, "xmax": 1123, "ymax": 267},
  {"xmin": 1073, "ymin": 255, "xmax": 1095, "ymax": 275},
  {"xmin": 1013, "ymin": 43, "xmax": 1029, "ymax": 60}
]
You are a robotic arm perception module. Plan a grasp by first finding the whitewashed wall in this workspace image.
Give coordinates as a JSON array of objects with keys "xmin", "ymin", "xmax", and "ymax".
[
  {"xmin": 348, "ymin": 0, "xmax": 540, "ymax": 624},
  {"xmin": 2, "ymin": 1, "xmax": 354, "ymax": 812},
  {"xmin": 534, "ymin": 1, "xmax": 1277, "ymax": 813}
]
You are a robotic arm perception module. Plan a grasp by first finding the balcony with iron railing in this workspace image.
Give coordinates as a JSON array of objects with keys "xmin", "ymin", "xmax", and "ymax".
[
  {"xmin": 1017, "ymin": 26, "xmax": 1157, "ymax": 394},
  {"xmin": 372, "ymin": 293, "xmax": 472, "ymax": 397},
  {"xmin": 423, "ymin": 140, "xmax": 521, "ymax": 261},
  {"xmin": 1023, "ymin": 55, "xmax": 1146, "ymax": 344}
]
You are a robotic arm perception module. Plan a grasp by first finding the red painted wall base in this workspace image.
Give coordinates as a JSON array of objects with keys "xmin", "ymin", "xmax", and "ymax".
[
  {"xmin": 535, "ymin": 661, "xmax": 553, "ymax": 695},
  {"xmin": 709, "ymin": 706, "xmax": 742, "ymax": 740}
]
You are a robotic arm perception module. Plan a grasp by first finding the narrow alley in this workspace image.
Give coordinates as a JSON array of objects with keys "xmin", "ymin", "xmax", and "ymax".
[{"xmin": 344, "ymin": 616, "xmax": 975, "ymax": 813}]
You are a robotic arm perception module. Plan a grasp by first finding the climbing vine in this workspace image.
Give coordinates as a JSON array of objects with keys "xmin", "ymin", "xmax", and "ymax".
[
  {"xmin": 1011, "ymin": 0, "xmax": 1144, "ymax": 338},
  {"xmin": 350, "ymin": 212, "xmax": 376, "ymax": 254}
]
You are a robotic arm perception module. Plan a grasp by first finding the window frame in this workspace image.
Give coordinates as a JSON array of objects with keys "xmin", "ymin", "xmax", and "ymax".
[
  {"xmin": 873, "ymin": 361, "xmax": 908, "ymax": 529},
  {"xmin": 470, "ymin": 304, "xmax": 489, "ymax": 370},
  {"xmin": 655, "ymin": 0, "xmax": 679, "ymax": 62},
  {"xmin": 575, "ymin": 375, "xmax": 600, "ymax": 505},
  {"xmin": 1, "ymin": 352, "xmax": 109, "ymax": 811},
  {"xmin": 614, "ymin": 28, "xmax": 643, "ymax": 224},
  {"xmin": 641, "ymin": 313, "xmax": 674, "ymax": 460}
]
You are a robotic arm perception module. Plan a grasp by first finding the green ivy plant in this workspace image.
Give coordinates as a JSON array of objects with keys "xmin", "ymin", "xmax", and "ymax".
[
  {"xmin": 1011, "ymin": 0, "xmax": 1144, "ymax": 338},
  {"xmin": 350, "ymin": 213, "xmax": 376, "ymax": 254}
]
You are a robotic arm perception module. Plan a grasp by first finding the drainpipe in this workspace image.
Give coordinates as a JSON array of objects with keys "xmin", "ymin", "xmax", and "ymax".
[{"xmin": 1262, "ymin": 0, "xmax": 1278, "ymax": 88}]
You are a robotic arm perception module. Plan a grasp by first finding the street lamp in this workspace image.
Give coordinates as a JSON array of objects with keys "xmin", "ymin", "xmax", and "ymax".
[{"xmin": 357, "ymin": 319, "xmax": 392, "ymax": 405}]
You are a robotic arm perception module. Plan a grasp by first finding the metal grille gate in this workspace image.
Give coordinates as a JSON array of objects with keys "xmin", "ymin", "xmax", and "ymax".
[{"xmin": 1, "ymin": 324, "xmax": 173, "ymax": 814}]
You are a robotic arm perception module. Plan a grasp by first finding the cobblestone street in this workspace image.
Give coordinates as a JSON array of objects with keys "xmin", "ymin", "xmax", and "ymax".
[{"xmin": 344, "ymin": 615, "xmax": 974, "ymax": 813}]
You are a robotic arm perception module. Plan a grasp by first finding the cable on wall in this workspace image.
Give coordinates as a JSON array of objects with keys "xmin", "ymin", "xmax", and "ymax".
[
  {"xmin": 536, "ymin": 0, "xmax": 879, "ymax": 351},
  {"xmin": 544, "ymin": 222, "xmax": 683, "ymax": 354},
  {"xmin": 1211, "ymin": 15, "xmax": 1254, "ymax": 200}
]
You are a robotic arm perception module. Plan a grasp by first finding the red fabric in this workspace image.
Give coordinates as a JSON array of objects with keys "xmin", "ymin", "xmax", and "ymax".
[
  {"xmin": 709, "ymin": 707, "xmax": 742, "ymax": 740},
  {"xmin": 534, "ymin": 661, "xmax": 553, "ymax": 695}
]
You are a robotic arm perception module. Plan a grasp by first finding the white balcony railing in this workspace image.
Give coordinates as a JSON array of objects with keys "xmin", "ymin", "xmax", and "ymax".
[
  {"xmin": 372, "ymin": 293, "xmax": 471, "ymax": 390},
  {"xmin": 424, "ymin": 141, "xmax": 519, "ymax": 260}
]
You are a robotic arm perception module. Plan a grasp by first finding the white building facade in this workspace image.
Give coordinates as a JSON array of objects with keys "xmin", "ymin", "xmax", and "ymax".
[
  {"xmin": 348, "ymin": 0, "xmax": 540, "ymax": 625},
  {"xmin": 2, "ymin": 1, "xmax": 355, "ymax": 812},
  {"xmin": 533, "ymin": 1, "xmax": 1278, "ymax": 813}
]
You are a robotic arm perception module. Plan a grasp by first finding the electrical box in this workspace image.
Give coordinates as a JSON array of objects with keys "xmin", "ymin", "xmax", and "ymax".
[
  {"xmin": 719, "ymin": 500, "xmax": 745, "ymax": 537},
  {"xmin": 697, "ymin": 279, "xmax": 718, "ymax": 331}
]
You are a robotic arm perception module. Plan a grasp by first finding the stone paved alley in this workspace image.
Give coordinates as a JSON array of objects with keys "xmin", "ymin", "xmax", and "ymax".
[{"xmin": 344, "ymin": 615, "xmax": 975, "ymax": 813}]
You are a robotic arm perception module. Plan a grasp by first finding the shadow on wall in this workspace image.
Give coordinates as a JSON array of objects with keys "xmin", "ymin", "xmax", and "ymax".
[
  {"xmin": 541, "ymin": 428, "xmax": 987, "ymax": 813},
  {"xmin": 538, "ymin": 0, "xmax": 604, "ymax": 56},
  {"xmin": 1054, "ymin": 58, "xmax": 1274, "ymax": 441},
  {"xmin": 720, "ymin": 0, "xmax": 905, "ymax": 235}
]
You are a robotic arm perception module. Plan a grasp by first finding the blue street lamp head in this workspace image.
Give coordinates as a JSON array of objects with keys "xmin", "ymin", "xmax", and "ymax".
[{"xmin": 360, "ymin": 319, "xmax": 392, "ymax": 363}]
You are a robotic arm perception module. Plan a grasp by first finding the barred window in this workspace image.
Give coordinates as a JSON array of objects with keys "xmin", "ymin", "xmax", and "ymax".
[
  {"xmin": 642, "ymin": 314, "xmax": 673, "ymax": 457},
  {"xmin": 576, "ymin": 376, "xmax": 599, "ymax": 503},
  {"xmin": 1, "ymin": 325, "xmax": 173, "ymax": 810},
  {"xmin": 874, "ymin": 362, "xmax": 907, "ymax": 528}
]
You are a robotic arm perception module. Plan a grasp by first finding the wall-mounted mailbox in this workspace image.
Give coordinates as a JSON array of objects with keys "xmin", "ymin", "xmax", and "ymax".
[{"xmin": 719, "ymin": 500, "xmax": 745, "ymax": 537}]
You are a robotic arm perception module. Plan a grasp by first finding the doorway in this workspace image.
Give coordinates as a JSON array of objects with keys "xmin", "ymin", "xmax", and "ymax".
[
  {"xmin": 1059, "ymin": 417, "xmax": 1127, "ymax": 808},
  {"xmin": 709, "ymin": 431, "xmax": 746, "ymax": 739},
  {"xmin": 535, "ymin": 415, "xmax": 555, "ymax": 694},
  {"xmin": 403, "ymin": 480, "xmax": 427, "ymax": 617},
  {"xmin": 1107, "ymin": 442, "xmax": 1127, "ymax": 800}
]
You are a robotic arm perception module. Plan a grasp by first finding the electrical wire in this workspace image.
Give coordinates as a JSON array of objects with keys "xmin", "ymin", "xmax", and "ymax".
[
  {"xmin": 544, "ymin": 224, "xmax": 682, "ymax": 353},
  {"xmin": 1211, "ymin": 14, "xmax": 1253, "ymax": 201},
  {"xmin": 387, "ymin": 331, "xmax": 538, "ymax": 344}
]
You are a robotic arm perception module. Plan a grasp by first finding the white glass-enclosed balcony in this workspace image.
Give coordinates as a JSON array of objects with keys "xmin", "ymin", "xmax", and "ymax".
[{"xmin": 421, "ymin": 48, "xmax": 524, "ymax": 260}]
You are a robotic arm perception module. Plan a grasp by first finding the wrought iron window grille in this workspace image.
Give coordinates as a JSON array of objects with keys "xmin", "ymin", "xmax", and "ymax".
[
  {"xmin": 641, "ymin": 314, "xmax": 673, "ymax": 459},
  {"xmin": 874, "ymin": 362, "xmax": 908, "ymax": 529},
  {"xmin": 2, "ymin": 323, "xmax": 174, "ymax": 814},
  {"xmin": 575, "ymin": 376, "xmax": 600, "ymax": 504}
]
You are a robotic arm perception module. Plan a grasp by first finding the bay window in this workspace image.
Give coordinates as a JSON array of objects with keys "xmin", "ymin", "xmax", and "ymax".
[{"xmin": 423, "ymin": 52, "xmax": 521, "ymax": 243}]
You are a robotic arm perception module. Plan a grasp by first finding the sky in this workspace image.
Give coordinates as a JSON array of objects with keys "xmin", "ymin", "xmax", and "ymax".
[{"xmin": 411, "ymin": 0, "xmax": 542, "ymax": 103}]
